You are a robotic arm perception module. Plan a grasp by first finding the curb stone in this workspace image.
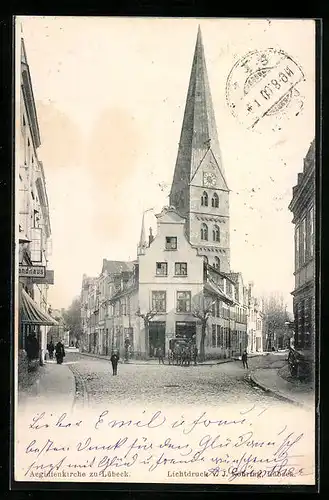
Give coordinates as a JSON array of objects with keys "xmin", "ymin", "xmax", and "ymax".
[{"xmin": 249, "ymin": 370, "xmax": 311, "ymax": 410}]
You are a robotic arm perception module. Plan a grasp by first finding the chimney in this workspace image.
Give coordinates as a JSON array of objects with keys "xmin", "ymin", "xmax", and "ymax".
[{"xmin": 149, "ymin": 227, "xmax": 154, "ymax": 246}]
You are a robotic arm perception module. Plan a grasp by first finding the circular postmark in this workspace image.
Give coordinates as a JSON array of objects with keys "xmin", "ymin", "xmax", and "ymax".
[{"xmin": 226, "ymin": 49, "xmax": 305, "ymax": 132}]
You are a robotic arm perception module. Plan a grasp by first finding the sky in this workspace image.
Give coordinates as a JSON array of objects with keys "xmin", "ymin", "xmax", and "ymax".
[{"xmin": 17, "ymin": 16, "xmax": 315, "ymax": 311}]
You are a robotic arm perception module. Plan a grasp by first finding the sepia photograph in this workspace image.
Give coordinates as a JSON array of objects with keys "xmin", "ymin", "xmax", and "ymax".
[{"xmin": 14, "ymin": 16, "xmax": 317, "ymax": 487}]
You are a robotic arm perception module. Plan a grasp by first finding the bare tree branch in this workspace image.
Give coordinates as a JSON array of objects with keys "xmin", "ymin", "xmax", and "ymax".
[
  {"xmin": 136, "ymin": 308, "xmax": 157, "ymax": 323},
  {"xmin": 191, "ymin": 296, "xmax": 214, "ymax": 322}
]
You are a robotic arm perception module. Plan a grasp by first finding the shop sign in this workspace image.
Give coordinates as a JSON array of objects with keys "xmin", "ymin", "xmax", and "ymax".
[
  {"xmin": 32, "ymin": 270, "xmax": 54, "ymax": 284},
  {"xmin": 19, "ymin": 265, "xmax": 46, "ymax": 278}
]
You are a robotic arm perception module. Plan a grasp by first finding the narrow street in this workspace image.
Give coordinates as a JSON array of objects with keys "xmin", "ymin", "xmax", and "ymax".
[{"xmin": 64, "ymin": 351, "xmax": 291, "ymax": 409}]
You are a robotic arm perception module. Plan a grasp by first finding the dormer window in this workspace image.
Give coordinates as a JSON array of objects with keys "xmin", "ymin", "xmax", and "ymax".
[
  {"xmin": 201, "ymin": 191, "xmax": 208, "ymax": 207},
  {"xmin": 165, "ymin": 237, "xmax": 177, "ymax": 250}
]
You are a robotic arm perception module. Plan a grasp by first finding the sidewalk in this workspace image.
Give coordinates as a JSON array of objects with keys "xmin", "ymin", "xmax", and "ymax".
[
  {"xmin": 79, "ymin": 351, "xmax": 233, "ymax": 366},
  {"xmin": 250, "ymin": 365, "xmax": 315, "ymax": 410},
  {"xmin": 17, "ymin": 360, "xmax": 76, "ymax": 412}
]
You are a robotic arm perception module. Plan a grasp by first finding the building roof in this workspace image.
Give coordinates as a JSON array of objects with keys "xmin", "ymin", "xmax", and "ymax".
[
  {"xmin": 109, "ymin": 283, "xmax": 138, "ymax": 303},
  {"xmin": 169, "ymin": 27, "xmax": 228, "ymax": 201},
  {"xmin": 101, "ymin": 259, "xmax": 134, "ymax": 275},
  {"xmin": 226, "ymin": 272, "xmax": 240, "ymax": 284},
  {"xmin": 21, "ymin": 38, "xmax": 41, "ymax": 149},
  {"xmin": 204, "ymin": 280, "xmax": 235, "ymax": 306},
  {"xmin": 289, "ymin": 138, "xmax": 315, "ymax": 212}
]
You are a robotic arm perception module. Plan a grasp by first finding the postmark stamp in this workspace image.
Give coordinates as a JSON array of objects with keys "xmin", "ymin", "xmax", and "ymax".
[{"xmin": 226, "ymin": 49, "xmax": 305, "ymax": 131}]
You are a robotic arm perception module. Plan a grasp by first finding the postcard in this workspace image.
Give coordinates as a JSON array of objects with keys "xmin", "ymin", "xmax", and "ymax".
[{"xmin": 13, "ymin": 16, "xmax": 317, "ymax": 487}]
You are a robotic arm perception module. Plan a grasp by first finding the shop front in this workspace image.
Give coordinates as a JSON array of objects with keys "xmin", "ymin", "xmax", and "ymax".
[{"xmin": 19, "ymin": 284, "xmax": 58, "ymax": 380}]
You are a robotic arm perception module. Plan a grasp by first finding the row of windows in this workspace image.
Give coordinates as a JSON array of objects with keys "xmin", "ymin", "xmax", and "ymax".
[
  {"xmin": 201, "ymin": 191, "xmax": 219, "ymax": 208},
  {"xmin": 156, "ymin": 262, "xmax": 187, "ymax": 276},
  {"xmin": 164, "ymin": 228, "xmax": 221, "ymax": 252},
  {"xmin": 91, "ymin": 292, "xmax": 248, "ymax": 321},
  {"xmin": 294, "ymin": 296, "xmax": 314, "ymax": 349},
  {"xmin": 295, "ymin": 206, "xmax": 314, "ymax": 269},
  {"xmin": 211, "ymin": 299, "xmax": 247, "ymax": 323},
  {"xmin": 201, "ymin": 223, "xmax": 220, "ymax": 242},
  {"xmin": 152, "ymin": 291, "xmax": 191, "ymax": 313},
  {"xmin": 211, "ymin": 326, "xmax": 246, "ymax": 349}
]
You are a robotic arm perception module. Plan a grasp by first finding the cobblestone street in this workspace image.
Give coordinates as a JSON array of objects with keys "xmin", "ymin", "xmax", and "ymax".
[{"xmin": 64, "ymin": 351, "xmax": 291, "ymax": 409}]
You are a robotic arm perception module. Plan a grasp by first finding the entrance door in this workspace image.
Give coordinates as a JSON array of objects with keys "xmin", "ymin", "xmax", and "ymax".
[
  {"xmin": 149, "ymin": 322, "xmax": 166, "ymax": 357},
  {"xmin": 175, "ymin": 321, "xmax": 196, "ymax": 340}
]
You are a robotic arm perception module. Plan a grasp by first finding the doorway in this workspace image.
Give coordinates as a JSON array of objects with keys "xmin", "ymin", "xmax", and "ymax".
[{"xmin": 149, "ymin": 322, "xmax": 166, "ymax": 357}]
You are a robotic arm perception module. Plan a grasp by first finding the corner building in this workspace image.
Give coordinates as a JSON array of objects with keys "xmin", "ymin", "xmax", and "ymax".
[
  {"xmin": 80, "ymin": 27, "xmax": 262, "ymax": 360},
  {"xmin": 17, "ymin": 36, "xmax": 57, "ymax": 383},
  {"xmin": 289, "ymin": 139, "xmax": 315, "ymax": 370}
]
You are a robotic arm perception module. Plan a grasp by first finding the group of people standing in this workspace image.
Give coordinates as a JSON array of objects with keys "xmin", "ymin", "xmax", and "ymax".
[{"xmin": 47, "ymin": 339, "xmax": 66, "ymax": 364}]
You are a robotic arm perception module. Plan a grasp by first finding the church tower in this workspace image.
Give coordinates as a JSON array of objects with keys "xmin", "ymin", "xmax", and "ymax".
[{"xmin": 169, "ymin": 27, "xmax": 230, "ymax": 272}]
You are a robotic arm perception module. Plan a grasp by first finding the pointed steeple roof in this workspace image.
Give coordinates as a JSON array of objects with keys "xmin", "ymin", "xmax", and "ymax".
[
  {"xmin": 138, "ymin": 212, "xmax": 147, "ymax": 248},
  {"xmin": 170, "ymin": 26, "xmax": 228, "ymax": 196}
]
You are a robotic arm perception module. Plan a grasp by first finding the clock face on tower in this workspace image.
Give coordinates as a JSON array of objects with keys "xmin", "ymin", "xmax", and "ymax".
[{"xmin": 203, "ymin": 172, "xmax": 217, "ymax": 187}]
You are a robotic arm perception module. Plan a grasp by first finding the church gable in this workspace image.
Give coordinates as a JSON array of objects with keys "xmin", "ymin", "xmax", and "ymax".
[
  {"xmin": 155, "ymin": 206, "xmax": 186, "ymax": 224},
  {"xmin": 191, "ymin": 148, "xmax": 228, "ymax": 191}
]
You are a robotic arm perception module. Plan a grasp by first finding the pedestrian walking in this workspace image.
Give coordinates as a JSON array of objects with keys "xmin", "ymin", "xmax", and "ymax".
[
  {"xmin": 157, "ymin": 346, "xmax": 164, "ymax": 364},
  {"xmin": 242, "ymin": 350, "xmax": 249, "ymax": 369},
  {"xmin": 47, "ymin": 339, "xmax": 55, "ymax": 360},
  {"xmin": 55, "ymin": 340, "xmax": 65, "ymax": 364},
  {"xmin": 110, "ymin": 350, "xmax": 120, "ymax": 375}
]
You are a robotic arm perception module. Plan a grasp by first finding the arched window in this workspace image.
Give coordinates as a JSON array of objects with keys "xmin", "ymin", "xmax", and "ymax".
[
  {"xmin": 213, "ymin": 225, "xmax": 220, "ymax": 242},
  {"xmin": 203, "ymin": 256, "xmax": 208, "ymax": 265},
  {"xmin": 214, "ymin": 256, "xmax": 220, "ymax": 270},
  {"xmin": 201, "ymin": 223, "xmax": 208, "ymax": 241},
  {"xmin": 201, "ymin": 191, "xmax": 208, "ymax": 207},
  {"xmin": 212, "ymin": 192, "xmax": 219, "ymax": 208}
]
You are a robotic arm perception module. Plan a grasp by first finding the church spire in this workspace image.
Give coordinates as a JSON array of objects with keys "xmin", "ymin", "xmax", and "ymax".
[
  {"xmin": 138, "ymin": 212, "xmax": 146, "ymax": 248},
  {"xmin": 168, "ymin": 27, "xmax": 231, "ymax": 273},
  {"xmin": 137, "ymin": 208, "xmax": 153, "ymax": 256},
  {"xmin": 170, "ymin": 26, "xmax": 227, "ymax": 203}
]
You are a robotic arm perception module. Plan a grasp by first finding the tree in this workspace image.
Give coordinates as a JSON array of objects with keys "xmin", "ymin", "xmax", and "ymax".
[
  {"xmin": 192, "ymin": 295, "xmax": 214, "ymax": 362},
  {"xmin": 62, "ymin": 296, "xmax": 82, "ymax": 344},
  {"xmin": 262, "ymin": 293, "xmax": 290, "ymax": 350},
  {"xmin": 136, "ymin": 308, "xmax": 157, "ymax": 357}
]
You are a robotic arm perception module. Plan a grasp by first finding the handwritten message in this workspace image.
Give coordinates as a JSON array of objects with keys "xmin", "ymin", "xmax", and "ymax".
[{"xmin": 15, "ymin": 404, "xmax": 315, "ymax": 484}]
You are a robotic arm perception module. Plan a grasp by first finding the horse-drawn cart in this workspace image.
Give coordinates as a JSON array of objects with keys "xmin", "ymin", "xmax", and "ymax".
[{"xmin": 168, "ymin": 338, "xmax": 197, "ymax": 366}]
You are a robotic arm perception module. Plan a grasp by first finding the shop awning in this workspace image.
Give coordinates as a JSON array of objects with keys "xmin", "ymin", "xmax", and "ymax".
[{"xmin": 20, "ymin": 287, "xmax": 59, "ymax": 326}]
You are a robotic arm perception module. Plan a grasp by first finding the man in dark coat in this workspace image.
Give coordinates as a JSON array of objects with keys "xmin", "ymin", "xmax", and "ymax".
[
  {"xmin": 55, "ymin": 340, "xmax": 65, "ymax": 363},
  {"xmin": 242, "ymin": 350, "xmax": 249, "ymax": 369},
  {"xmin": 157, "ymin": 346, "xmax": 164, "ymax": 364},
  {"xmin": 47, "ymin": 339, "xmax": 55, "ymax": 360},
  {"xmin": 26, "ymin": 332, "xmax": 39, "ymax": 361},
  {"xmin": 110, "ymin": 351, "xmax": 120, "ymax": 375}
]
